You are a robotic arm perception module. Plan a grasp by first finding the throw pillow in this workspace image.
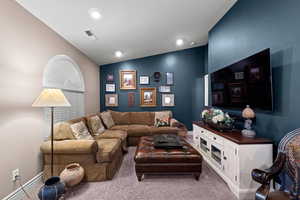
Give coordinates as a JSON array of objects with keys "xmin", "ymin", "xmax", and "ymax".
[
  {"xmin": 100, "ymin": 111, "xmax": 115, "ymax": 129},
  {"xmin": 155, "ymin": 118, "xmax": 170, "ymax": 127},
  {"xmin": 52, "ymin": 122, "xmax": 75, "ymax": 140},
  {"xmin": 154, "ymin": 111, "xmax": 171, "ymax": 127},
  {"xmin": 87, "ymin": 115, "xmax": 105, "ymax": 136},
  {"xmin": 70, "ymin": 121, "xmax": 93, "ymax": 140}
]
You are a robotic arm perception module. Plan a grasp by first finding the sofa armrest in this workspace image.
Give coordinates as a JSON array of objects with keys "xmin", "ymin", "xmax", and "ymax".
[
  {"xmin": 170, "ymin": 118, "xmax": 187, "ymax": 130},
  {"xmin": 40, "ymin": 140, "xmax": 98, "ymax": 154}
]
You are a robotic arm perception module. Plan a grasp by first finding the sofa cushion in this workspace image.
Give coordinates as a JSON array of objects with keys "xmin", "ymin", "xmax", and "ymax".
[
  {"xmin": 52, "ymin": 122, "xmax": 75, "ymax": 140},
  {"xmin": 100, "ymin": 111, "xmax": 115, "ymax": 129},
  {"xmin": 150, "ymin": 126, "xmax": 179, "ymax": 135},
  {"xmin": 110, "ymin": 110, "xmax": 131, "ymax": 125},
  {"xmin": 127, "ymin": 125, "xmax": 152, "ymax": 137},
  {"xmin": 96, "ymin": 138, "xmax": 121, "ymax": 163},
  {"xmin": 70, "ymin": 121, "xmax": 93, "ymax": 140},
  {"xmin": 95, "ymin": 130, "xmax": 127, "ymax": 142},
  {"xmin": 95, "ymin": 130, "xmax": 128, "ymax": 152},
  {"xmin": 110, "ymin": 125, "xmax": 129, "ymax": 131},
  {"xmin": 86, "ymin": 115, "xmax": 105, "ymax": 136},
  {"xmin": 130, "ymin": 112, "xmax": 155, "ymax": 126}
]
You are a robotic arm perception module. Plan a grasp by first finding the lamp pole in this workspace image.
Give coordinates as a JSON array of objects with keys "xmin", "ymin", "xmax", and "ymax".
[{"xmin": 50, "ymin": 106, "xmax": 54, "ymax": 176}]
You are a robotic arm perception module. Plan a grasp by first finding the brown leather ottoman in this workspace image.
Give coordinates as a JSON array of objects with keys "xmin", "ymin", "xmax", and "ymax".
[{"xmin": 134, "ymin": 136, "xmax": 202, "ymax": 181}]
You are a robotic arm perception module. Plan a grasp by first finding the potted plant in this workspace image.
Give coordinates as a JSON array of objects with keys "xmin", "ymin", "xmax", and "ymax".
[{"xmin": 201, "ymin": 108, "xmax": 234, "ymax": 132}]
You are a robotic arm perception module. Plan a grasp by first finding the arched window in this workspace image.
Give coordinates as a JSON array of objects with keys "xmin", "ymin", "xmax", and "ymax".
[{"xmin": 43, "ymin": 55, "xmax": 85, "ymax": 124}]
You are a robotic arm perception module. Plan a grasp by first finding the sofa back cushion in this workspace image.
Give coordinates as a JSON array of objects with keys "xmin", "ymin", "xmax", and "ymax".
[
  {"xmin": 100, "ymin": 111, "xmax": 115, "ymax": 128},
  {"xmin": 110, "ymin": 110, "xmax": 131, "ymax": 125},
  {"xmin": 130, "ymin": 112, "xmax": 155, "ymax": 126},
  {"xmin": 86, "ymin": 115, "xmax": 106, "ymax": 136},
  {"xmin": 53, "ymin": 122, "xmax": 75, "ymax": 140}
]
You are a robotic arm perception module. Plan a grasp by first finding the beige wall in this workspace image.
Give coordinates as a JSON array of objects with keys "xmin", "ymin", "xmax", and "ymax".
[{"xmin": 0, "ymin": 0, "xmax": 100, "ymax": 198}]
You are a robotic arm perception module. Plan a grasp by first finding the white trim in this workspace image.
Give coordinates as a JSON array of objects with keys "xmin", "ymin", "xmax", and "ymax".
[
  {"xmin": 204, "ymin": 74, "xmax": 209, "ymax": 106},
  {"xmin": 2, "ymin": 172, "xmax": 43, "ymax": 200}
]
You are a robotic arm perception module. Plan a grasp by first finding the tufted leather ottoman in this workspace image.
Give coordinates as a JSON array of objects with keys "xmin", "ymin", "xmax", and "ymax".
[{"xmin": 134, "ymin": 136, "xmax": 202, "ymax": 181}]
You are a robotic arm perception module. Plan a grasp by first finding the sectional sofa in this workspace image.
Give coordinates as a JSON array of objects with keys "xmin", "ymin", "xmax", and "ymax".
[{"xmin": 40, "ymin": 110, "xmax": 187, "ymax": 181}]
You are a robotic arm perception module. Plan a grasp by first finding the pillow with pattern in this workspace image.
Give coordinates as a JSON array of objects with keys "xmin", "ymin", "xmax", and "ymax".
[
  {"xmin": 155, "ymin": 117, "xmax": 170, "ymax": 127},
  {"xmin": 70, "ymin": 121, "xmax": 93, "ymax": 140},
  {"xmin": 87, "ymin": 115, "xmax": 105, "ymax": 136},
  {"xmin": 100, "ymin": 111, "xmax": 115, "ymax": 129}
]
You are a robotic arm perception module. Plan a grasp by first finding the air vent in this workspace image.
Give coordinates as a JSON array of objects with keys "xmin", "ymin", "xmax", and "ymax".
[{"xmin": 84, "ymin": 29, "xmax": 97, "ymax": 40}]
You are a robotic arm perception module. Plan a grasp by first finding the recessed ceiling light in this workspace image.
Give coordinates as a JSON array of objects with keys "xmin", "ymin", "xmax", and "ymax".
[
  {"xmin": 88, "ymin": 8, "xmax": 102, "ymax": 20},
  {"xmin": 176, "ymin": 39, "xmax": 184, "ymax": 46},
  {"xmin": 115, "ymin": 51, "xmax": 123, "ymax": 58},
  {"xmin": 190, "ymin": 41, "xmax": 196, "ymax": 46}
]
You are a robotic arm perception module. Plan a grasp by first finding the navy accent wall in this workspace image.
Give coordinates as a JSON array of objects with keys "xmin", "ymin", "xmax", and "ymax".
[
  {"xmin": 209, "ymin": 0, "xmax": 300, "ymax": 143},
  {"xmin": 100, "ymin": 47, "xmax": 205, "ymax": 130}
]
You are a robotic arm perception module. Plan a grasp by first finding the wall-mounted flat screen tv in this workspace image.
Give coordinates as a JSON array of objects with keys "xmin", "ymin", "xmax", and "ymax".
[{"xmin": 211, "ymin": 48, "xmax": 273, "ymax": 111}]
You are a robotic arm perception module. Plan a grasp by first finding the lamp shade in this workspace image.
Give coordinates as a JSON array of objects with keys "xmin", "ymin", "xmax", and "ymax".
[
  {"xmin": 242, "ymin": 105, "xmax": 255, "ymax": 119},
  {"xmin": 32, "ymin": 88, "xmax": 71, "ymax": 107}
]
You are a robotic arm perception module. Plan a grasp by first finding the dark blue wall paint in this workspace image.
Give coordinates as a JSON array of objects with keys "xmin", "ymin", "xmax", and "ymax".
[
  {"xmin": 209, "ymin": 0, "xmax": 300, "ymax": 143},
  {"xmin": 100, "ymin": 47, "xmax": 206, "ymax": 130}
]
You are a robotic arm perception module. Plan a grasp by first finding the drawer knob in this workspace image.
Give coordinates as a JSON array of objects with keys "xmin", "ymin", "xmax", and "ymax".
[
  {"xmin": 223, "ymin": 156, "xmax": 227, "ymax": 160},
  {"xmin": 213, "ymin": 137, "xmax": 216, "ymax": 140}
]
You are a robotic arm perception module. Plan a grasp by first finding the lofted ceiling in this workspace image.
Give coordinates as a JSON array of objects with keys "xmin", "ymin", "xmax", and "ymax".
[{"xmin": 16, "ymin": 0, "xmax": 237, "ymax": 65}]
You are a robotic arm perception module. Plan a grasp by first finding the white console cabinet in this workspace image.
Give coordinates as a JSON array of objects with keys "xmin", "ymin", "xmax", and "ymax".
[{"xmin": 193, "ymin": 122, "xmax": 273, "ymax": 200}]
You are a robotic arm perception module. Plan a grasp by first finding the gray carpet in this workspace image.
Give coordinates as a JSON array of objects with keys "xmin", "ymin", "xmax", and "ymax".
[{"xmin": 63, "ymin": 147, "xmax": 237, "ymax": 200}]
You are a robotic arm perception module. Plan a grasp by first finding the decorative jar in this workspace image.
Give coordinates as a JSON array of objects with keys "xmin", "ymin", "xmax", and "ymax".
[{"xmin": 60, "ymin": 163, "xmax": 84, "ymax": 187}]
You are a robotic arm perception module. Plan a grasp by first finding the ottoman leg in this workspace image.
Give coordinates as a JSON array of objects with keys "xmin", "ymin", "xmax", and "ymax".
[
  {"xmin": 194, "ymin": 173, "xmax": 200, "ymax": 181},
  {"xmin": 137, "ymin": 173, "xmax": 143, "ymax": 182}
]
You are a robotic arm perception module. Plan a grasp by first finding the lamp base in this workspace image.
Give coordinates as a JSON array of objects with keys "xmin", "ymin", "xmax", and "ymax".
[{"xmin": 242, "ymin": 129, "xmax": 256, "ymax": 138}]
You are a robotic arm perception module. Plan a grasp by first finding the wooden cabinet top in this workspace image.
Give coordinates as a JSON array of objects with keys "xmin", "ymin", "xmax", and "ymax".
[{"xmin": 193, "ymin": 121, "xmax": 273, "ymax": 145}]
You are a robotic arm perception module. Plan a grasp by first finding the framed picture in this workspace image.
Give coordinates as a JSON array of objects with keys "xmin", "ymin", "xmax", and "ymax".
[
  {"xmin": 166, "ymin": 72, "xmax": 174, "ymax": 85},
  {"xmin": 159, "ymin": 86, "xmax": 171, "ymax": 93},
  {"xmin": 212, "ymin": 91, "xmax": 224, "ymax": 105},
  {"xmin": 120, "ymin": 70, "xmax": 136, "ymax": 90},
  {"xmin": 139, "ymin": 75, "xmax": 149, "ymax": 85},
  {"xmin": 105, "ymin": 94, "xmax": 118, "ymax": 107},
  {"xmin": 162, "ymin": 94, "xmax": 175, "ymax": 107},
  {"xmin": 105, "ymin": 84, "xmax": 116, "ymax": 92},
  {"xmin": 128, "ymin": 92, "xmax": 135, "ymax": 107},
  {"xmin": 106, "ymin": 73, "xmax": 114, "ymax": 82},
  {"xmin": 247, "ymin": 64, "xmax": 264, "ymax": 82},
  {"xmin": 228, "ymin": 83, "xmax": 245, "ymax": 104},
  {"xmin": 140, "ymin": 88, "xmax": 157, "ymax": 107}
]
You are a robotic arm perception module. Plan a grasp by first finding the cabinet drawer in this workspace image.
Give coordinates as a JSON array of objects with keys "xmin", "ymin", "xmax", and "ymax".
[{"xmin": 211, "ymin": 134, "xmax": 224, "ymax": 145}]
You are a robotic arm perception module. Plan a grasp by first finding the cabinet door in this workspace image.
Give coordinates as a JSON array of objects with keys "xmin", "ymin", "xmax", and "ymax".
[{"xmin": 223, "ymin": 145, "xmax": 237, "ymax": 183}]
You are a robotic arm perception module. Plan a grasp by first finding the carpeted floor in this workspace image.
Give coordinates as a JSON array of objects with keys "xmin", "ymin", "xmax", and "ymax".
[{"xmin": 61, "ymin": 147, "xmax": 237, "ymax": 200}]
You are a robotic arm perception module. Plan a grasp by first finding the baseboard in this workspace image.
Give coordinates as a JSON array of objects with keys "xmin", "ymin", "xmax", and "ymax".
[{"xmin": 2, "ymin": 172, "xmax": 43, "ymax": 200}]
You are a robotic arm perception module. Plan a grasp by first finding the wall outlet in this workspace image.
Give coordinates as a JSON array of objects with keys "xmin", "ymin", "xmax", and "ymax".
[{"xmin": 12, "ymin": 169, "xmax": 20, "ymax": 182}]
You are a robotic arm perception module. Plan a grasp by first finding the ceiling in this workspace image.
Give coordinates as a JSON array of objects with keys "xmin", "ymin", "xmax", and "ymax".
[{"xmin": 16, "ymin": 0, "xmax": 237, "ymax": 65}]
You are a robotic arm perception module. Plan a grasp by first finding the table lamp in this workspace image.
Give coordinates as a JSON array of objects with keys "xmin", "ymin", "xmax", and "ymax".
[
  {"xmin": 242, "ymin": 105, "xmax": 256, "ymax": 138},
  {"xmin": 32, "ymin": 88, "xmax": 71, "ymax": 176}
]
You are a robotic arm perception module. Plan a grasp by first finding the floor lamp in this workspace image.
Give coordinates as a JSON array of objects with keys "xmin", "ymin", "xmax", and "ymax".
[{"xmin": 32, "ymin": 88, "xmax": 71, "ymax": 176}]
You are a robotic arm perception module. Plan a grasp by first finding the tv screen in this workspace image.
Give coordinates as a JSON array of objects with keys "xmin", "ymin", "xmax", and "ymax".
[{"xmin": 211, "ymin": 49, "xmax": 273, "ymax": 111}]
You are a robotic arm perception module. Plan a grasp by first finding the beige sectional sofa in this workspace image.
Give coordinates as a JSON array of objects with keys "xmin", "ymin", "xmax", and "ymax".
[{"xmin": 40, "ymin": 110, "xmax": 187, "ymax": 182}]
